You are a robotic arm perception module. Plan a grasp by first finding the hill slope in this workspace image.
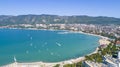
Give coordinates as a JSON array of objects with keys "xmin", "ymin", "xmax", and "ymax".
[{"xmin": 0, "ymin": 14, "xmax": 120, "ymax": 26}]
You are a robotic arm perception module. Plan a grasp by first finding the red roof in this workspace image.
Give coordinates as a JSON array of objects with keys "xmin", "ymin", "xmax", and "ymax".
[{"xmin": 116, "ymin": 41, "xmax": 120, "ymax": 44}]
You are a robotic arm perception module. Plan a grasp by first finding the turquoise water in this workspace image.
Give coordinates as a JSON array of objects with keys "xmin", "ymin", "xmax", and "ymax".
[{"xmin": 0, "ymin": 29, "xmax": 100, "ymax": 66}]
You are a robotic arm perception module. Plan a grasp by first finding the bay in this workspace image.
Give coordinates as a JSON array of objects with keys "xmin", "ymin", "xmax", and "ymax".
[{"xmin": 0, "ymin": 29, "xmax": 100, "ymax": 66}]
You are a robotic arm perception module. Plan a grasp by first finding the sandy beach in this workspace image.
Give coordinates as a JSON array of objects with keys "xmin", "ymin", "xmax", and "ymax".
[
  {"xmin": 75, "ymin": 31, "xmax": 108, "ymax": 39},
  {"xmin": 2, "ymin": 57, "xmax": 85, "ymax": 67},
  {"xmin": 2, "ymin": 47, "xmax": 99, "ymax": 67}
]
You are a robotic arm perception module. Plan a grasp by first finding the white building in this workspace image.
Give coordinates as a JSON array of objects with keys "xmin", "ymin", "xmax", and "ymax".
[{"xmin": 118, "ymin": 51, "xmax": 120, "ymax": 60}]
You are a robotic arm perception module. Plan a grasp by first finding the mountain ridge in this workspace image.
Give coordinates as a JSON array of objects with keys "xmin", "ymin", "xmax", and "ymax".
[{"xmin": 0, "ymin": 14, "xmax": 120, "ymax": 26}]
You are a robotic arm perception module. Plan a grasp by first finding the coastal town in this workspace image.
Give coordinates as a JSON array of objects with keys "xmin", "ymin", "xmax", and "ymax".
[
  {"xmin": 1, "ymin": 23, "xmax": 120, "ymax": 67},
  {"xmin": 0, "ymin": 23, "xmax": 120, "ymax": 39}
]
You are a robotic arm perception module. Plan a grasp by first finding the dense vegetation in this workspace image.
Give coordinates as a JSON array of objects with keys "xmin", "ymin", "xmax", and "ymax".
[
  {"xmin": 53, "ymin": 64, "xmax": 60, "ymax": 67},
  {"xmin": 100, "ymin": 33, "xmax": 116, "ymax": 39},
  {"xmin": 61, "ymin": 39, "xmax": 120, "ymax": 67},
  {"xmin": 86, "ymin": 40, "xmax": 119, "ymax": 62},
  {"xmin": 85, "ymin": 42, "xmax": 119, "ymax": 62},
  {"xmin": 63, "ymin": 64, "xmax": 76, "ymax": 67},
  {"xmin": 63, "ymin": 62, "xmax": 85, "ymax": 67},
  {"xmin": 0, "ymin": 14, "xmax": 120, "ymax": 26},
  {"xmin": 85, "ymin": 53, "xmax": 103, "ymax": 63}
]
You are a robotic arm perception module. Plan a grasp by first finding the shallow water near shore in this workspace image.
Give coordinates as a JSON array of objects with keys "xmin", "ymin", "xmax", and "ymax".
[{"xmin": 0, "ymin": 29, "xmax": 100, "ymax": 66}]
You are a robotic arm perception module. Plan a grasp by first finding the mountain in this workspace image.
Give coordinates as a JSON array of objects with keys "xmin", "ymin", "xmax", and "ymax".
[{"xmin": 0, "ymin": 14, "xmax": 120, "ymax": 26}]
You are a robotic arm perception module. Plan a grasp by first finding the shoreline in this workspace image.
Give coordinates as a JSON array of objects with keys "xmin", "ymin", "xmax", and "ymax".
[
  {"xmin": 0, "ymin": 27, "xmax": 108, "ymax": 39},
  {"xmin": 1, "ymin": 28, "xmax": 106, "ymax": 67},
  {"xmin": 3, "ymin": 48, "xmax": 98, "ymax": 67}
]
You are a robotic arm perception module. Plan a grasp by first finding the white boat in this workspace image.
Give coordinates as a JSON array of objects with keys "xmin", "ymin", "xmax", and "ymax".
[
  {"xmin": 57, "ymin": 32, "xmax": 69, "ymax": 34},
  {"xmin": 30, "ymin": 43, "xmax": 33, "ymax": 46},
  {"xmin": 30, "ymin": 37, "xmax": 32, "ymax": 40},
  {"xmin": 45, "ymin": 42, "xmax": 47, "ymax": 45},
  {"xmin": 56, "ymin": 42, "xmax": 62, "ymax": 46},
  {"xmin": 14, "ymin": 56, "xmax": 17, "ymax": 62},
  {"xmin": 50, "ymin": 52, "xmax": 54, "ymax": 55},
  {"xmin": 26, "ymin": 50, "xmax": 29, "ymax": 54}
]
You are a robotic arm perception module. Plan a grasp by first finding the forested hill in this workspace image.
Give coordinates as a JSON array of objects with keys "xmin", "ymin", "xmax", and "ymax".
[{"xmin": 0, "ymin": 14, "xmax": 120, "ymax": 26}]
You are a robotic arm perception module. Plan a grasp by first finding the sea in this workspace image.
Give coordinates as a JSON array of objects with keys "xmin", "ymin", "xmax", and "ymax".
[{"xmin": 0, "ymin": 29, "xmax": 100, "ymax": 66}]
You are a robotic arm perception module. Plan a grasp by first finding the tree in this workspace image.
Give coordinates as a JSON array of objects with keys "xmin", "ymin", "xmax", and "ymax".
[
  {"xmin": 63, "ymin": 64, "xmax": 76, "ymax": 67},
  {"xmin": 54, "ymin": 64, "xmax": 60, "ymax": 67}
]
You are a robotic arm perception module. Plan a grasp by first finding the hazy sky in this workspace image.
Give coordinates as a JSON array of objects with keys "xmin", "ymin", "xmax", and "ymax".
[{"xmin": 0, "ymin": 0, "xmax": 120, "ymax": 18}]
